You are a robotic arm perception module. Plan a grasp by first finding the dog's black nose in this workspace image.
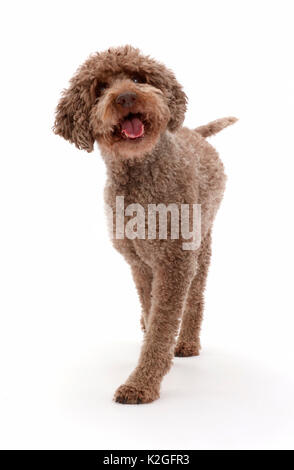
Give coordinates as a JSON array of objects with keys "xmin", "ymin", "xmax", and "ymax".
[{"xmin": 115, "ymin": 92, "xmax": 137, "ymax": 108}]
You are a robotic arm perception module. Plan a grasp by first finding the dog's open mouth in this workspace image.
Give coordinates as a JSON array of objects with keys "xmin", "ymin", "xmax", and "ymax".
[{"xmin": 119, "ymin": 113, "xmax": 145, "ymax": 140}]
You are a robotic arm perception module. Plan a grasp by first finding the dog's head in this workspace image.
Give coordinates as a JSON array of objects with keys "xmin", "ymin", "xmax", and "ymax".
[{"xmin": 54, "ymin": 46, "xmax": 187, "ymax": 158}]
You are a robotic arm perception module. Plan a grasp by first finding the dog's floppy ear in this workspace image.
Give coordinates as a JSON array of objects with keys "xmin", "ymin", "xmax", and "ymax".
[
  {"xmin": 53, "ymin": 79, "xmax": 96, "ymax": 153},
  {"xmin": 167, "ymin": 81, "xmax": 187, "ymax": 132},
  {"xmin": 145, "ymin": 56, "xmax": 187, "ymax": 132}
]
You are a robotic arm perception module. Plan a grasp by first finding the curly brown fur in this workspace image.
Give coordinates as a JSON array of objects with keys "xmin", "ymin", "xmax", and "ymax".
[
  {"xmin": 175, "ymin": 230, "xmax": 212, "ymax": 357},
  {"xmin": 54, "ymin": 45, "xmax": 236, "ymax": 404}
]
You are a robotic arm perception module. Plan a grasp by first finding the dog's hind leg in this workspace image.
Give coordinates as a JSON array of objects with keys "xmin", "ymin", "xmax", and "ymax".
[
  {"xmin": 130, "ymin": 262, "xmax": 153, "ymax": 332},
  {"xmin": 175, "ymin": 230, "xmax": 212, "ymax": 357}
]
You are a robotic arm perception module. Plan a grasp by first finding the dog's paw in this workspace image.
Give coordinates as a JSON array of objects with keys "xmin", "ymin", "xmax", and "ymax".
[
  {"xmin": 114, "ymin": 384, "xmax": 159, "ymax": 405},
  {"xmin": 174, "ymin": 341, "xmax": 200, "ymax": 357}
]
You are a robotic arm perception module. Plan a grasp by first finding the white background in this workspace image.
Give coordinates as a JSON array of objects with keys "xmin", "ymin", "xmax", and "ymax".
[{"xmin": 0, "ymin": 0, "xmax": 294, "ymax": 450}]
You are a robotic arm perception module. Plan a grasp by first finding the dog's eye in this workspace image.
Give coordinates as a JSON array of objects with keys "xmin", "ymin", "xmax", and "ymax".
[
  {"xmin": 95, "ymin": 82, "xmax": 108, "ymax": 97},
  {"xmin": 131, "ymin": 74, "xmax": 146, "ymax": 84}
]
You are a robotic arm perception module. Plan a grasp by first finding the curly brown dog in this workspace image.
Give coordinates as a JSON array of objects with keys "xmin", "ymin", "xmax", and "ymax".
[{"xmin": 54, "ymin": 45, "xmax": 236, "ymax": 404}]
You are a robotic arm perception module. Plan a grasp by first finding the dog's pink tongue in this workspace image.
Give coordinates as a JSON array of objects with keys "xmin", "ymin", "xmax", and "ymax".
[{"xmin": 121, "ymin": 117, "xmax": 144, "ymax": 139}]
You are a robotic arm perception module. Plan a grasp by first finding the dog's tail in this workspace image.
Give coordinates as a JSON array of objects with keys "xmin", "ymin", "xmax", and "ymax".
[{"xmin": 195, "ymin": 117, "xmax": 238, "ymax": 138}]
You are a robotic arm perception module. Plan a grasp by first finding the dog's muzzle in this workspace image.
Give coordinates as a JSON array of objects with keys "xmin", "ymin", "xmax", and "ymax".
[{"xmin": 115, "ymin": 92, "xmax": 137, "ymax": 108}]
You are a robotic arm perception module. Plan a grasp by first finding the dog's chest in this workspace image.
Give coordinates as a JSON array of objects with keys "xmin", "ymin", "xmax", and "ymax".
[{"xmin": 106, "ymin": 166, "xmax": 180, "ymax": 208}]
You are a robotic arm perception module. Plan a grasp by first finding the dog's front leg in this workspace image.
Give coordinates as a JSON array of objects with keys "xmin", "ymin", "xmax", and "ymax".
[
  {"xmin": 130, "ymin": 262, "xmax": 153, "ymax": 332},
  {"xmin": 114, "ymin": 261, "xmax": 194, "ymax": 404}
]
